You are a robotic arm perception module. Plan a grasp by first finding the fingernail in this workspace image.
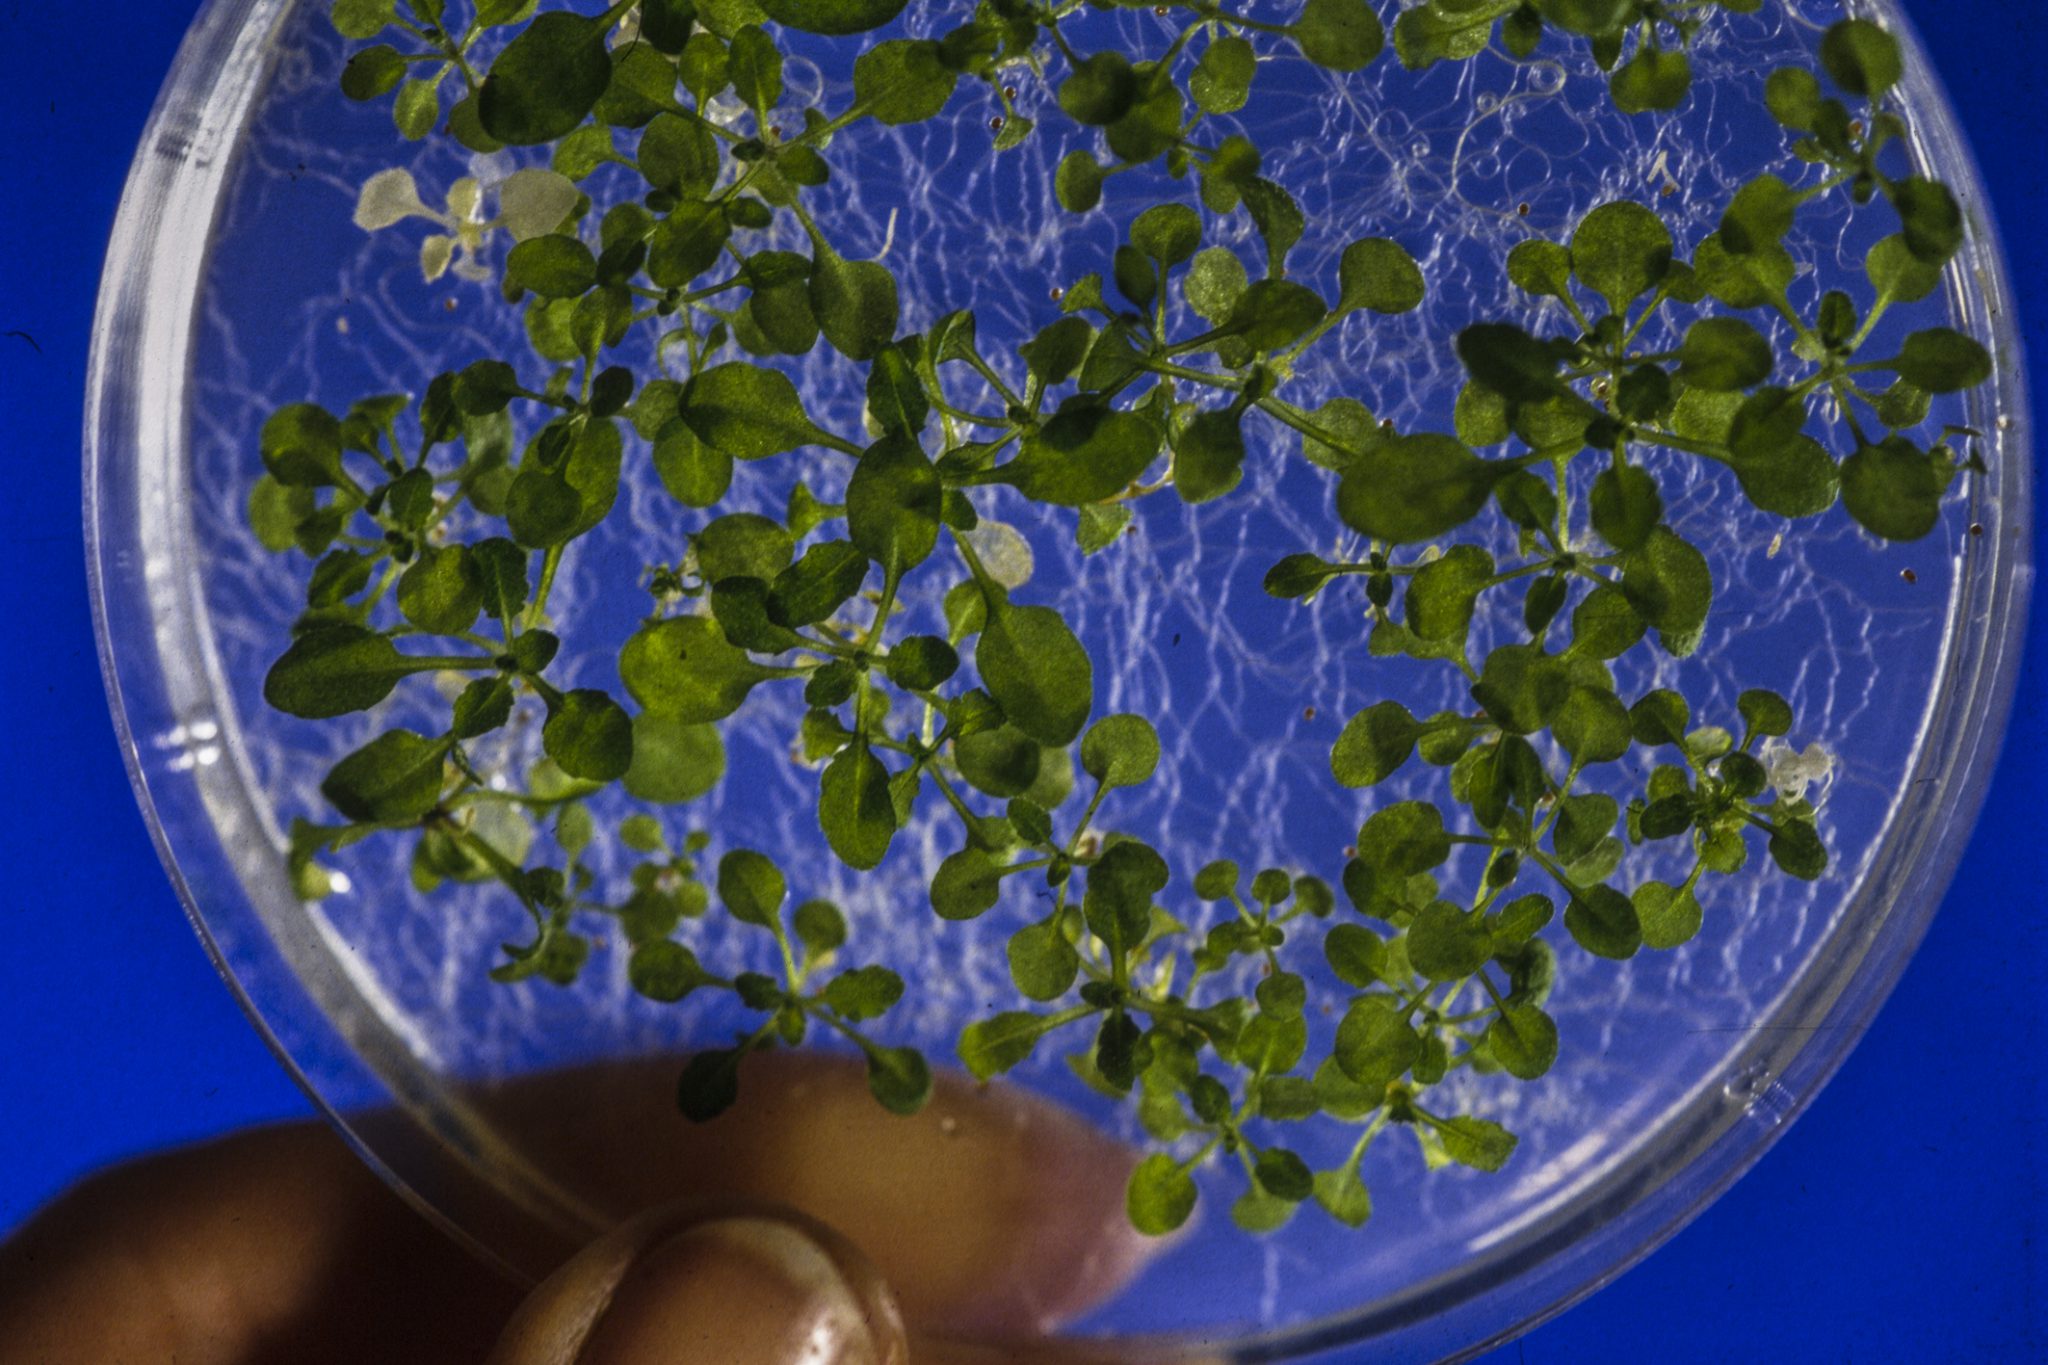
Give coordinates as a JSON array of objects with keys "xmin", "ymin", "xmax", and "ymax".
[{"xmin": 572, "ymin": 1215, "xmax": 904, "ymax": 1365}]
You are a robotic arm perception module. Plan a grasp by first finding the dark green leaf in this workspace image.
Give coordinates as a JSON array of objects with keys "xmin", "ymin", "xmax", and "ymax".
[
  {"xmin": 1172, "ymin": 408, "xmax": 1246, "ymax": 504},
  {"xmin": 824, "ymin": 964, "xmax": 904, "ymax": 1021},
  {"xmin": 479, "ymin": 10, "xmax": 617, "ymax": 145},
  {"xmin": 628, "ymin": 940, "xmax": 710, "ymax": 1002},
  {"xmin": 977, "ymin": 601, "xmax": 1093, "ymax": 746},
  {"xmin": 995, "ymin": 403, "xmax": 1161, "ymax": 506},
  {"xmin": 846, "ymin": 435, "xmax": 941, "ymax": 572},
  {"xmin": 853, "ymin": 37, "xmax": 956, "ymax": 123},
  {"xmin": 819, "ymin": 741, "xmax": 898, "ymax": 870},
  {"xmin": 1293, "ymin": 0, "xmax": 1384, "ymax": 69},
  {"xmin": 864, "ymin": 1046, "xmax": 930, "ymax": 1115},
  {"xmin": 718, "ymin": 848, "xmax": 786, "ymax": 926},
  {"xmin": 1488, "ymin": 1004, "xmax": 1559, "ymax": 1080},
  {"xmin": 542, "ymin": 689, "xmax": 632, "ymax": 782},
  {"xmin": 265, "ymin": 626, "xmax": 423, "ymax": 719},
  {"xmin": 1610, "ymin": 44, "xmax": 1689, "ymax": 114},
  {"xmin": 1564, "ymin": 884, "xmax": 1641, "ymax": 959},
  {"xmin": 321, "ymin": 729, "xmax": 446, "ymax": 822},
  {"xmin": 1893, "ymin": 328, "xmax": 1992, "ymax": 393}
]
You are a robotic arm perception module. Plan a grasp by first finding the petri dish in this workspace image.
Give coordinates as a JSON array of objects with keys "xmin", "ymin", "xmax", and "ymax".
[{"xmin": 86, "ymin": 1, "xmax": 2030, "ymax": 1358}]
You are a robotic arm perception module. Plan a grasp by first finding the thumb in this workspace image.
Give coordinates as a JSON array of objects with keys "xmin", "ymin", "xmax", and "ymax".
[{"xmin": 486, "ymin": 1203, "xmax": 908, "ymax": 1365}]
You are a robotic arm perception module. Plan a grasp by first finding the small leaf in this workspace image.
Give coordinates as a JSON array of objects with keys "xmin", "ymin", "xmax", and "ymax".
[
  {"xmin": 1434, "ymin": 1115, "xmax": 1518, "ymax": 1172},
  {"xmin": 757, "ymin": 0, "xmax": 909, "ymax": 35},
  {"xmin": 1291, "ymin": 0, "xmax": 1385, "ymax": 70},
  {"xmin": 864, "ymin": 1046, "xmax": 931, "ymax": 1115},
  {"xmin": 479, "ymin": 10, "xmax": 617, "ymax": 145},
  {"xmin": 542, "ymin": 689, "xmax": 633, "ymax": 782},
  {"xmin": 819, "ymin": 742, "xmax": 898, "ymax": 870},
  {"xmin": 321, "ymin": 729, "xmax": 446, "ymax": 822},
  {"xmin": 1634, "ymin": 881, "xmax": 1704, "ymax": 950},
  {"xmin": 1336, "ymin": 434, "xmax": 1499, "ymax": 544},
  {"xmin": 1127, "ymin": 1154, "xmax": 1198, "ymax": 1236},
  {"xmin": 1570, "ymin": 201, "xmax": 1672, "ymax": 312},
  {"xmin": 1338, "ymin": 236, "xmax": 1425, "ymax": 314},
  {"xmin": 676, "ymin": 1047, "xmax": 747, "ymax": 1122},
  {"xmin": 1080, "ymin": 714, "xmax": 1160, "ymax": 790},
  {"xmin": 931, "ymin": 847, "xmax": 1003, "ymax": 921},
  {"xmin": 1819, "ymin": 17, "xmax": 1902, "ymax": 98},
  {"xmin": 811, "ymin": 246, "xmax": 899, "ymax": 361},
  {"xmin": 718, "ymin": 848, "xmax": 787, "ymax": 927},
  {"xmin": 1678, "ymin": 317, "xmax": 1774, "ymax": 391},
  {"xmin": 977, "ymin": 601, "xmax": 1093, "ymax": 747},
  {"xmin": 1331, "ymin": 702, "xmax": 1420, "ymax": 788},
  {"xmin": 824, "ymin": 964, "xmax": 904, "ymax": 1021},
  {"xmin": 264, "ymin": 626, "xmax": 421, "ymax": 719},
  {"xmin": 1334, "ymin": 998, "xmax": 1420, "ymax": 1091},
  {"xmin": 1487, "ymin": 1004, "xmax": 1559, "ymax": 1080}
]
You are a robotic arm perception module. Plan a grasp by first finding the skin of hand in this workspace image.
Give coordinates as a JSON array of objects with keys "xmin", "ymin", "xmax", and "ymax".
[{"xmin": 0, "ymin": 1054, "xmax": 1217, "ymax": 1365}]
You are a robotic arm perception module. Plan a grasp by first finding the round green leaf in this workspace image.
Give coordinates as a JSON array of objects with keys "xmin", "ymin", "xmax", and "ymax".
[
  {"xmin": 1333, "ymin": 997, "xmax": 1420, "ymax": 1091},
  {"xmin": 1080, "ymin": 713, "xmax": 1160, "ymax": 791},
  {"xmin": 1633, "ymin": 881, "xmax": 1704, "ymax": 950},
  {"xmin": 1569, "ymin": 201, "xmax": 1673, "ymax": 313},
  {"xmin": 1841, "ymin": 436, "xmax": 1943, "ymax": 541},
  {"xmin": 1678, "ymin": 316, "xmax": 1774, "ymax": 391},
  {"xmin": 1893, "ymin": 328, "xmax": 1993, "ymax": 393},
  {"xmin": 1331, "ymin": 701, "xmax": 1420, "ymax": 788},
  {"xmin": 1337, "ymin": 237, "xmax": 1425, "ymax": 314},
  {"xmin": 543, "ymin": 689, "xmax": 633, "ymax": 782},
  {"xmin": 622, "ymin": 712, "xmax": 725, "ymax": 805},
  {"xmin": 864, "ymin": 1045, "xmax": 931, "ymax": 1116},
  {"xmin": 1127, "ymin": 1154, "xmax": 1198, "ymax": 1236},
  {"xmin": 1336, "ymin": 434, "xmax": 1498, "ymax": 544},
  {"xmin": 628, "ymin": 940, "xmax": 709, "ymax": 1003},
  {"xmin": 1564, "ymin": 885, "xmax": 1642, "ymax": 959},
  {"xmin": 1819, "ymin": 17, "xmax": 1902, "ymax": 98},
  {"xmin": 264, "ymin": 626, "xmax": 419, "ymax": 719},
  {"xmin": 846, "ymin": 435, "xmax": 941, "ymax": 572},
  {"xmin": 1292, "ymin": 0, "xmax": 1385, "ymax": 70},
  {"xmin": 717, "ymin": 849, "xmax": 787, "ymax": 926},
  {"xmin": 931, "ymin": 847, "xmax": 1002, "ymax": 921}
]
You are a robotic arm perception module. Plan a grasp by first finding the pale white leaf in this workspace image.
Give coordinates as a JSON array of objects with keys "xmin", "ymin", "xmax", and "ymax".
[
  {"xmin": 497, "ymin": 167, "xmax": 580, "ymax": 242},
  {"xmin": 354, "ymin": 167, "xmax": 432, "ymax": 231}
]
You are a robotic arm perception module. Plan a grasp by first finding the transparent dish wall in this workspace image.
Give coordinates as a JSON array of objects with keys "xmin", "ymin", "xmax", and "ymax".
[{"xmin": 87, "ymin": 1, "xmax": 2030, "ymax": 1360}]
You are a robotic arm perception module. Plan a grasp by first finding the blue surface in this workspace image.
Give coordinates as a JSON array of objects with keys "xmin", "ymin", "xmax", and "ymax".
[{"xmin": 0, "ymin": 4, "xmax": 2039, "ymax": 1360}]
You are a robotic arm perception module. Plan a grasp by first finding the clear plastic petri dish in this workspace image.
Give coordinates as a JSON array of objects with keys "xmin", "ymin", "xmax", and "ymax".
[{"xmin": 86, "ymin": 1, "xmax": 2030, "ymax": 1359}]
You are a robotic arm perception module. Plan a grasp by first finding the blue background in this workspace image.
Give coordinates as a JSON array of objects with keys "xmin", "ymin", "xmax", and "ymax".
[{"xmin": 0, "ymin": 4, "xmax": 2039, "ymax": 1360}]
